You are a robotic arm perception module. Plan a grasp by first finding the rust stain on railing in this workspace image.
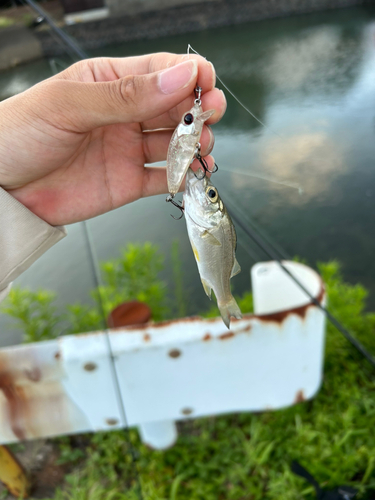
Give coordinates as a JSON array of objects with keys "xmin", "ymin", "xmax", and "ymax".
[
  {"xmin": 256, "ymin": 284, "xmax": 325, "ymax": 325},
  {"xmin": 295, "ymin": 390, "xmax": 306, "ymax": 403},
  {"xmin": 0, "ymin": 347, "xmax": 88, "ymax": 443},
  {"xmin": 0, "ymin": 356, "xmax": 28, "ymax": 441}
]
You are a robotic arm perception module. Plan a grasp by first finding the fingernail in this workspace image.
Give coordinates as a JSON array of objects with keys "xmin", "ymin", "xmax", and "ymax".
[
  {"xmin": 207, "ymin": 126, "xmax": 215, "ymax": 153},
  {"xmin": 207, "ymin": 156, "xmax": 215, "ymax": 175},
  {"xmin": 220, "ymin": 89, "xmax": 227, "ymax": 116},
  {"xmin": 208, "ymin": 61, "xmax": 216, "ymax": 87},
  {"xmin": 159, "ymin": 60, "xmax": 198, "ymax": 95},
  {"xmin": 220, "ymin": 89, "xmax": 227, "ymax": 105}
]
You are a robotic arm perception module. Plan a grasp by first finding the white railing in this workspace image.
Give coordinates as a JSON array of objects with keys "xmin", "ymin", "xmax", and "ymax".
[{"xmin": 0, "ymin": 261, "xmax": 326, "ymax": 450}]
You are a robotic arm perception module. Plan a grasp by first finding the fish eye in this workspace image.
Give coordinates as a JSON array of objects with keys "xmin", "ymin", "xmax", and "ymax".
[
  {"xmin": 206, "ymin": 187, "xmax": 219, "ymax": 203},
  {"xmin": 184, "ymin": 113, "xmax": 194, "ymax": 125}
]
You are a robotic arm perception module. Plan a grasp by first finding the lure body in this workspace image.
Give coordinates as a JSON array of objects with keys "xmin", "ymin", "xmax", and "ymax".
[
  {"xmin": 183, "ymin": 168, "xmax": 242, "ymax": 328},
  {"xmin": 167, "ymin": 103, "xmax": 214, "ymax": 195}
]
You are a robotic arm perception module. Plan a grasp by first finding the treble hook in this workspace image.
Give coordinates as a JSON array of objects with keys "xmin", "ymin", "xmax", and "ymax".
[
  {"xmin": 197, "ymin": 155, "xmax": 219, "ymax": 174},
  {"xmin": 166, "ymin": 194, "xmax": 184, "ymax": 220},
  {"xmin": 193, "ymin": 146, "xmax": 219, "ymax": 180}
]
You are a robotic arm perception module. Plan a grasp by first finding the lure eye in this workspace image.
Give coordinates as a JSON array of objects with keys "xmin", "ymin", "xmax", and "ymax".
[
  {"xmin": 206, "ymin": 187, "xmax": 219, "ymax": 203},
  {"xmin": 184, "ymin": 113, "xmax": 194, "ymax": 125}
]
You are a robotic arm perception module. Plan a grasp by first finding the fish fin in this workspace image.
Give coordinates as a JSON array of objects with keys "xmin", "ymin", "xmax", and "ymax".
[
  {"xmin": 201, "ymin": 231, "xmax": 222, "ymax": 246},
  {"xmin": 218, "ymin": 297, "xmax": 242, "ymax": 329},
  {"xmin": 199, "ymin": 109, "xmax": 215, "ymax": 122},
  {"xmin": 231, "ymin": 259, "xmax": 241, "ymax": 278},
  {"xmin": 201, "ymin": 279, "xmax": 212, "ymax": 299}
]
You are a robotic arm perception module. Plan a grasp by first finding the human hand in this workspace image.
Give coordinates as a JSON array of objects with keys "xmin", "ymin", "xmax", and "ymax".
[{"xmin": 0, "ymin": 53, "xmax": 226, "ymax": 226}]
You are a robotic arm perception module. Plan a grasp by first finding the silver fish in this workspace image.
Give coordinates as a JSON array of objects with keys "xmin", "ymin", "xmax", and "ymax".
[
  {"xmin": 167, "ymin": 103, "xmax": 215, "ymax": 196},
  {"xmin": 183, "ymin": 168, "xmax": 242, "ymax": 328}
]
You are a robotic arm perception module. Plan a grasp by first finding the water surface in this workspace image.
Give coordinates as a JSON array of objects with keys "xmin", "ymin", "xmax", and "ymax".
[{"xmin": 1, "ymin": 6, "xmax": 375, "ymax": 345}]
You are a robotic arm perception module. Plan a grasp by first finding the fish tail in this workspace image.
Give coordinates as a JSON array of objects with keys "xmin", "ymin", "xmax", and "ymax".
[{"xmin": 218, "ymin": 296, "xmax": 242, "ymax": 329}]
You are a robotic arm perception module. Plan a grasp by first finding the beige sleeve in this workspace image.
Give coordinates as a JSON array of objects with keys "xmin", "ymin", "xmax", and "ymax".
[{"xmin": 0, "ymin": 187, "xmax": 66, "ymax": 301}]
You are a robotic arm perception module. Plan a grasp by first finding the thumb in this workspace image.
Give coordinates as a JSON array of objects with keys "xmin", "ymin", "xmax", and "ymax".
[{"xmin": 38, "ymin": 60, "xmax": 199, "ymax": 132}]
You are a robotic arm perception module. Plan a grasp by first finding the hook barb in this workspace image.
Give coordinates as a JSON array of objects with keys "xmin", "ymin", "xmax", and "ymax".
[{"xmin": 195, "ymin": 154, "xmax": 219, "ymax": 179}]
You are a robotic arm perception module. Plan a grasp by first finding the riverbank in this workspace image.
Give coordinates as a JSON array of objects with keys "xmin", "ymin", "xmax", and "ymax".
[
  {"xmin": 0, "ymin": 26, "xmax": 42, "ymax": 71},
  {"xmin": 0, "ymin": 1, "xmax": 61, "ymax": 71},
  {"xmin": 35, "ymin": 0, "xmax": 373, "ymax": 56},
  {"xmin": 0, "ymin": 0, "xmax": 372, "ymax": 69}
]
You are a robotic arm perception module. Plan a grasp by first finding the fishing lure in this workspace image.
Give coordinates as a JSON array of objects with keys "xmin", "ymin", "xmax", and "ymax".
[{"xmin": 166, "ymin": 86, "xmax": 215, "ymax": 197}]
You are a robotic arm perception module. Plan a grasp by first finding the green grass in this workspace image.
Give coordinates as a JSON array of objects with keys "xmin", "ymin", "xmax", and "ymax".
[
  {"xmin": 51, "ymin": 263, "xmax": 375, "ymax": 499},
  {"xmin": 1, "ymin": 243, "xmax": 169, "ymax": 342},
  {"xmin": 0, "ymin": 16, "xmax": 15, "ymax": 28},
  {"xmin": 2, "ymin": 250, "xmax": 375, "ymax": 499}
]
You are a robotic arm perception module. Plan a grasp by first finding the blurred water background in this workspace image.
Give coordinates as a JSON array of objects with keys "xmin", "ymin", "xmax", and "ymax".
[{"xmin": 1, "ymin": 5, "xmax": 375, "ymax": 346}]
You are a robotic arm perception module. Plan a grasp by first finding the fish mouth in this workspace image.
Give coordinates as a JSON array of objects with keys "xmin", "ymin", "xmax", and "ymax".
[
  {"xmin": 185, "ymin": 168, "xmax": 208, "ymax": 188},
  {"xmin": 185, "ymin": 168, "xmax": 198, "ymax": 193},
  {"xmin": 185, "ymin": 169, "xmax": 207, "ymax": 204}
]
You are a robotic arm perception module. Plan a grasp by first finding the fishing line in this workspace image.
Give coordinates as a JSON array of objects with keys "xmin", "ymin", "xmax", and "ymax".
[
  {"xmin": 188, "ymin": 44, "xmax": 375, "ymax": 369},
  {"xmin": 219, "ymin": 166, "xmax": 304, "ymax": 193},
  {"xmin": 236, "ymin": 231, "xmax": 264, "ymax": 264},
  {"xmin": 22, "ymin": 4, "xmax": 375, "ymax": 374},
  {"xmin": 81, "ymin": 223, "xmax": 144, "ymax": 500},
  {"xmin": 23, "ymin": 0, "xmax": 80, "ymax": 63},
  {"xmin": 46, "ymin": 30, "xmax": 81, "ymax": 62},
  {"xmin": 39, "ymin": 16, "xmax": 83, "ymax": 63},
  {"xmin": 21, "ymin": 1, "xmax": 85, "ymax": 63},
  {"xmin": 216, "ymin": 182, "xmax": 291, "ymax": 261},
  {"xmin": 187, "ymin": 44, "xmax": 283, "ymax": 138},
  {"xmin": 22, "ymin": 0, "xmax": 87, "ymax": 60},
  {"xmin": 217, "ymin": 168, "xmax": 375, "ymax": 368},
  {"xmin": 23, "ymin": 2, "xmax": 144, "ymax": 496},
  {"xmin": 224, "ymin": 198, "xmax": 375, "ymax": 369},
  {"xmin": 188, "ymin": 44, "xmax": 301, "ymax": 193}
]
